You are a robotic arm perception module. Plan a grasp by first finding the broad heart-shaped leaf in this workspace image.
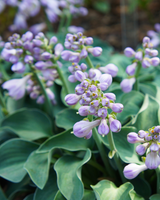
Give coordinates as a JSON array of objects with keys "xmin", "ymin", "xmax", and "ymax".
[
  {"xmin": 117, "ymin": 91, "xmax": 144, "ymax": 125},
  {"xmin": 0, "ymin": 127, "xmax": 18, "ymax": 145},
  {"xmin": 24, "ymin": 151, "xmax": 51, "ymax": 189},
  {"xmin": 0, "ymin": 186, "xmax": 7, "ymax": 200},
  {"xmin": 132, "ymin": 94, "xmax": 160, "ymax": 130},
  {"xmin": 1, "ymin": 109, "xmax": 53, "ymax": 140},
  {"xmin": 34, "ymin": 168, "xmax": 58, "ymax": 200},
  {"xmin": 54, "ymin": 149, "xmax": 91, "ymax": 200},
  {"xmin": 149, "ymin": 194, "xmax": 160, "ymax": 200},
  {"xmin": 54, "ymin": 191, "xmax": 66, "ymax": 200},
  {"xmin": 91, "ymin": 180, "xmax": 144, "ymax": 200},
  {"xmin": 0, "ymin": 139, "xmax": 39, "ymax": 182},
  {"xmin": 139, "ymin": 82, "xmax": 157, "ymax": 97},
  {"xmin": 55, "ymin": 108, "xmax": 83, "ymax": 129},
  {"xmin": 102, "ymin": 127, "xmax": 142, "ymax": 164},
  {"xmin": 37, "ymin": 129, "xmax": 93, "ymax": 153}
]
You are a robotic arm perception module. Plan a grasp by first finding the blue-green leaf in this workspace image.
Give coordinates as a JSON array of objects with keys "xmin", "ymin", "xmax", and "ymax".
[
  {"xmin": 0, "ymin": 139, "xmax": 39, "ymax": 182},
  {"xmin": 54, "ymin": 149, "xmax": 91, "ymax": 200},
  {"xmin": 1, "ymin": 109, "xmax": 53, "ymax": 140}
]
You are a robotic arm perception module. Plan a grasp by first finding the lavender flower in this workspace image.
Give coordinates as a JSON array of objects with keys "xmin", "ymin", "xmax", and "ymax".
[
  {"xmin": 2, "ymin": 75, "xmax": 30, "ymax": 100},
  {"xmin": 123, "ymin": 164, "xmax": 147, "ymax": 179}
]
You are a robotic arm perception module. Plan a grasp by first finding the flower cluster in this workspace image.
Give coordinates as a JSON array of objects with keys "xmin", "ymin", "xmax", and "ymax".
[
  {"xmin": 1, "ymin": 31, "xmax": 63, "ymax": 104},
  {"xmin": 147, "ymin": 23, "xmax": 160, "ymax": 48},
  {"xmin": 61, "ymin": 32, "xmax": 118, "ymax": 82},
  {"xmin": 1, "ymin": 0, "xmax": 87, "ymax": 32},
  {"xmin": 65, "ymin": 69, "xmax": 123, "ymax": 139},
  {"xmin": 124, "ymin": 125, "xmax": 160, "ymax": 179},
  {"xmin": 120, "ymin": 36, "xmax": 160, "ymax": 93}
]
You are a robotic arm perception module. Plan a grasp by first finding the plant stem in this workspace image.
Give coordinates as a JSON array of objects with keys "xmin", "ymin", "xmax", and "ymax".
[
  {"xmin": 58, "ymin": 13, "xmax": 66, "ymax": 33},
  {"xmin": 133, "ymin": 62, "xmax": 141, "ymax": 91},
  {"xmin": 0, "ymin": 91, "xmax": 8, "ymax": 116},
  {"xmin": 92, "ymin": 127, "xmax": 116, "ymax": 178},
  {"xmin": 107, "ymin": 130, "xmax": 126, "ymax": 183},
  {"xmin": 0, "ymin": 62, "xmax": 10, "ymax": 81},
  {"xmin": 56, "ymin": 65, "xmax": 69, "ymax": 94},
  {"xmin": 65, "ymin": 12, "xmax": 72, "ymax": 33},
  {"xmin": 85, "ymin": 56, "xmax": 94, "ymax": 69},
  {"xmin": 51, "ymin": 59, "xmax": 70, "ymax": 94},
  {"xmin": 30, "ymin": 66, "xmax": 53, "ymax": 118},
  {"xmin": 156, "ymin": 167, "xmax": 160, "ymax": 194}
]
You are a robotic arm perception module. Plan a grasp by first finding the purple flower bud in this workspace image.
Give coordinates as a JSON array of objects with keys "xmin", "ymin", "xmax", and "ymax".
[
  {"xmin": 65, "ymin": 94, "xmax": 81, "ymax": 105},
  {"xmin": 36, "ymin": 95, "xmax": 45, "ymax": 104},
  {"xmin": 120, "ymin": 78, "xmax": 136, "ymax": 93},
  {"xmin": 138, "ymin": 130, "xmax": 147, "ymax": 138},
  {"xmin": 80, "ymin": 63, "xmax": 87, "ymax": 71},
  {"xmin": 71, "ymin": 44, "xmax": 79, "ymax": 50},
  {"xmin": 69, "ymin": 52, "xmax": 80, "ymax": 63},
  {"xmin": 145, "ymin": 151, "xmax": 160, "ymax": 169},
  {"xmin": 68, "ymin": 75, "xmax": 77, "ymax": 82},
  {"xmin": 78, "ymin": 38, "xmax": 84, "ymax": 45},
  {"xmin": 2, "ymin": 75, "xmax": 30, "ymax": 100},
  {"xmin": 87, "ymin": 47, "xmax": 102, "ymax": 57},
  {"xmin": 30, "ymin": 91, "xmax": 39, "ymax": 99},
  {"xmin": 78, "ymin": 106, "xmax": 89, "ymax": 116},
  {"xmin": 145, "ymin": 133, "xmax": 152, "ymax": 141},
  {"xmin": 150, "ymin": 143, "xmax": 159, "ymax": 152},
  {"xmin": 123, "ymin": 164, "xmax": 147, "ymax": 179},
  {"xmin": 22, "ymin": 31, "xmax": 33, "ymax": 42},
  {"xmin": 46, "ymin": 88, "xmax": 55, "ymax": 100},
  {"xmin": 147, "ymin": 30, "xmax": 156, "ymax": 37},
  {"xmin": 98, "ymin": 82, "xmax": 108, "ymax": 91},
  {"xmin": 109, "ymin": 118, "xmax": 121, "ymax": 132},
  {"xmin": 143, "ymin": 36, "xmax": 150, "ymax": 44},
  {"xmin": 35, "ymin": 61, "xmax": 47, "ymax": 70},
  {"xmin": 80, "ymin": 48, "xmax": 88, "ymax": 59},
  {"xmin": 86, "ymin": 90, "xmax": 91, "ymax": 97},
  {"xmin": 75, "ymin": 70, "xmax": 86, "ymax": 82},
  {"xmin": 33, "ymin": 47, "xmax": 43, "ymax": 55},
  {"xmin": 85, "ymin": 130, "xmax": 92, "ymax": 139},
  {"xmin": 90, "ymin": 100, "xmax": 99, "ymax": 107},
  {"xmin": 99, "ymin": 74, "xmax": 112, "ymax": 87},
  {"xmin": 109, "ymin": 103, "xmax": 123, "ymax": 113},
  {"xmin": 150, "ymin": 49, "xmax": 158, "ymax": 56},
  {"xmin": 54, "ymin": 43, "xmax": 64, "ymax": 57},
  {"xmin": 23, "ymin": 41, "xmax": 34, "ymax": 51},
  {"xmin": 49, "ymin": 36, "xmax": 58, "ymax": 45},
  {"xmin": 88, "ymin": 106, "xmax": 96, "ymax": 115},
  {"xmin": 11, "ymin": 62, "xmax": 25, "ymax": 73},
  {"xmin": 80, "ymin": 80, "xmax": 89, "ymax": 88},
  {"xmin": 84, "ymin": 37, "xmax": 93, "ymax": 45},
  {"xmin": 75, "ymin": 85, "xmax": 85, "ymax": 95},
  {"xmin": 150, "ymin": 57, "xmax": 160, "ymax": 66},
  {"xmin": 154, "ymin": 126, "xmax": 160, "ymax": 133},
  {"xmin": 89, "ymin": 69, "xmax": 102, "ymax": 81},
  {"xmin": 99, "ymin": 64, "xmax": 118, "ymax": 77},
  {"xmin": 124, "ymin": 47, "xmax": 135, "ymax": 57},
  {"xmin": 126, "ymin": 63, "xmax": 137, "ymax": 76},
  {"xmin": 98, "ymin": 119, "xmax": 109, "ymax": 136},
  {"xmin": 136, "ymin": 144, "xmax": 147, "ymax": 155},
  {"xmin": 46, "ymin": 80, "xmax": 53, "ymax": 87},
  {"xmin": 24, "ymin": 55, "xmax": 33, "ymax": 64},
  {"xmin": 102, "ymin": 98, "xmax": 109, "ymax": 106},
  {"xmin": 135, "ymin": 51, "xmax": 143, "ymax": 61},
  {"xmin": 9, "ymin": 55, "xmax": 19, "ymax": 63},
  {"xmin": 33, "ymin": 39, "xmax": 43, "ymax": 47},
  {"xmin": 104, "ymin": 93, "xmax": 116, "ymax": 101},
  {"xmin": 73, "ymin": 120, "xmax": 100, "ymax": 138},
  {"xmin": 89, "ymin": 85, "xmax": 97, "ymax": 92},
  {"xmin": 61, "ymin": 50, "xmax": 72, "ymax": 61},
  {"xmin": 64, "ymin": 41, "xmax": 71, "ymax": 49},
  {"xmin": 41, "ymin": 52, "xmax": 52, "ymax": 60},
  {"xmin": 127, "ymin": 132, "xmax": 144, "ymax": 143},
  {"xmin": 91, "ymin": 92, "xmax": 98, "ymax": 99},
  {"xmin": 98, "ymin": 108, "xmax": 107, "ymax": 118}
]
